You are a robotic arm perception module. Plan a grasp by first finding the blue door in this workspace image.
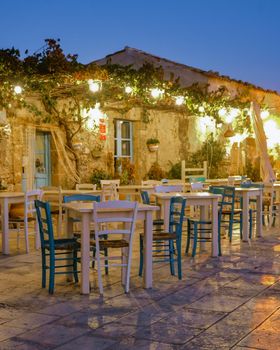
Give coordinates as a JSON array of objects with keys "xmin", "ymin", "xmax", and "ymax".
[{"xmin": 35, "ymin": 132, "xmax": 51, "ymax": 188}]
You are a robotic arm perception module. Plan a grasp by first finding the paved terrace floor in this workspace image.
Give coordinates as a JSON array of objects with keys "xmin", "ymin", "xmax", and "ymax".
[{"xmin": 1, "ymin": 227, "xmax": 280, "ymax": 349}]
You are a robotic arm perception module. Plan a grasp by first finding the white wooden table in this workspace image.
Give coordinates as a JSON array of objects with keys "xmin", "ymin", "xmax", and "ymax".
[
  {"xmin": 154, "ymin": 192, "xmax": 221, "ymax": 257},
  {"xmin": 235, "ymin": 187, "xmax": 263, "ymax": 241},
  {"xmin": 0, "ymin": 192, "xmax": 25, "ymax": 254},
  {"xmin": 63, "ymin": 202, "xmax": 159, "ymax": 294}
]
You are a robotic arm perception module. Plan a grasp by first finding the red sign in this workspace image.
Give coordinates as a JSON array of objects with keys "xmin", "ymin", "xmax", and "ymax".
[{"xmin": 99, "ymin": 118, "xmax": 107, "ymax": 140}]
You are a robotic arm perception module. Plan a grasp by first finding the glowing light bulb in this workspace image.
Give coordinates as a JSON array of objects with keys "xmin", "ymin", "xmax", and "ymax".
[
  {"xmin": 175, "ymin": 96, "xmax": 184, "ymax": 106},
  {"xmin": 151, "ymin": 88, "xmax": 164, "ymax": 99},
  {"xmin": 125, "ymin": 86, "xmax": 133, "ymax": 94},
  {"xmin": 261, "ymin": 110, "xmax": 269, "ymax": 119},
  {"xmin": 198, "ymin": 106, "xmax": 205, "ymax": 113},
  {"xmin": 14, "ymin": 85, "xmax": 22, "ymax": 94},
  {"xmin": 88, "ymin": 79, "xmax": 101, "ymax": 92},
  {"xmin": 218, "ymin": 108, "xmax": 227, "ymax": 117}
]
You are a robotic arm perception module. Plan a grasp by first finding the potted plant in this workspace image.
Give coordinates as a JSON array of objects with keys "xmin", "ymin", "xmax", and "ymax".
[{"xmin": 146, "ymin": 138, "xmax": 160, "ymax": 152}]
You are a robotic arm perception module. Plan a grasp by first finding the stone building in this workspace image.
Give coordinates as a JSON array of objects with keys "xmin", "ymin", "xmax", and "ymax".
[{"xmin": 1, "ymin": 46, "xmax": 280, "ymax": 190}]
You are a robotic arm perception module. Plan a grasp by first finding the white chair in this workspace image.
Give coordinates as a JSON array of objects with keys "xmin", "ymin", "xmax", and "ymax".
[
  {"xmin": 75, "ymin": 183, "xmax": 97, "ymax": 191},
  {"xmin": 154, "ymin": 185, "xmax": 184, "ymax": 193},
  {"xmin": 9, "ymin": 189, "xmax": 43, "ymax": 252},
  {"xmin": 141, "ymin": 180, "xmax": 161, "ymax": 186},
  {"xmin": 92, "ymin": 200, "xmax": 138, "ymax": 294},
  {"xmin": 101, "ymin": 180, "xmax": 120, "ymax": 200}
]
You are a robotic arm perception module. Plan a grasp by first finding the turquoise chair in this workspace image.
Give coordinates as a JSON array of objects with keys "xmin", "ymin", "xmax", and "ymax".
[
  {"xmin": 186, "ymin": 186, "xmax": 224, "ymax": 257},
  {"xmin": 189, "ymin": 176, "xmax": 206, "ymax": 183},
  {"xmin": 140, "ymin": 190, "xmax": 164, "ymax": 229},
  {"xmin": 139, "ymin": 196, "xmax": 186, "ymax": 279},
  {"xmin": 35, "ymin": 199, "xmax": 79, "ymax": 294}
]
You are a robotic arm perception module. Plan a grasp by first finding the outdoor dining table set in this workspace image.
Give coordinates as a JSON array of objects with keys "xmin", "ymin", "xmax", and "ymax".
[{"xmin": 0, "ymin": 182, "xmax": 265, "ymax": 295}]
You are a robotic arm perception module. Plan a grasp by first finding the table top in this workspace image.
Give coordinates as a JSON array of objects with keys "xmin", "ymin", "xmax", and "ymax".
[
  {"xmin": 154, "ymin": 192, "xmax": 222, "ymax": 200},
  {"xmin": 0, "ymin": 192, "xmax": 24, "ymax": 198},
  {"xmin": 235, "ymin": 187, "xmax": 263, "ymax": 193},
  {"xmin": 63, "ymin": 202, "xmax": 159, "ymax": 213}
]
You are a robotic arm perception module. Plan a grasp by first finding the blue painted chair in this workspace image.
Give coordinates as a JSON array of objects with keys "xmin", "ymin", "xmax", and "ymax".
[
  {"xmin": 140, "ymin": 190, "xmax": 164, "ymax": 229},
  {"xmin": 186, "ymin": 186, "xmax": 224, "ymax": 257},
  {"xmin": 139, "ymin": 196, "xmax": 186, "ymax": 279},
  {"xmin": 35, "ymin": 199, "xmax": 79, "ymax": 294}
]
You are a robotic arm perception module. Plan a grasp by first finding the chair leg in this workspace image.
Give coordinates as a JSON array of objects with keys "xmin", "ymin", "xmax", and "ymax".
[
  {"xmin": 169, "ymin": 240, "xmax": 175, "ymax": 275},
  {"xmin": 16, "ymin": 224, "xmax": 20, "ymax": 250},
  {"xmin": 49, "ymin": 253, "xmax": 55, "ymax": 294},
  {"xmin": 41, "ymin": 252, "xmax": 46, "ymax": 288},
  {"xmin": 185, "ymin": 221, "xmax": 191, "ymax": 255},
  {"xmin": 104, "ymin": 248, "xmax": 109, "ymax": 275},
  {"xmin": 73, "ymin": 250, "xmax": 79, "ymax": 283},
  {"xmin": 192, "ymin": 223, "xmax": 198, "ymax": 257},
  {"xmin": 139, "ymin": 236, "xmax": 144, "ymax": 277},
  {"xmin": 177, "ymin": 239, "xmax": 182, "ymax": 280}
]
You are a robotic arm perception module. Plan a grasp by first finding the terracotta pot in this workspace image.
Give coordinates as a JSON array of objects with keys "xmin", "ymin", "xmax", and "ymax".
[{"xmin": 147, "ymin": 144, "xmax": 159, "ymax": 152}]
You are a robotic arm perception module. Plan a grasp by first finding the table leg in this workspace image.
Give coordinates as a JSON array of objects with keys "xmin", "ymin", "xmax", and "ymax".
[
  {"xmin": 242, "ymin": 192, "xmax": 249, "ymax": 241},
  {"xmin": 200, "ymin": 205, "xmax": 207, "ymax": 251},
  {"xmin": 2, "ymin": 198, "xmax": 9, "ymax": 254},
  {"xmin": 143, "ymin": 211, "xmax": 153, "ymax": 288},
  {"xmin": 163, "ymin": 199, "xmax": 170, "ymax": 231},
  {"xmin": 212, "ymin": 199, "xmax": 218, "ymax": 257},
  {"xmin": 256, "ymin": 192, "xmax": 262, "ymax": 237},
  {"xmin": 81, "ymin": 213, "xmax": 90, "ymax": 294}
]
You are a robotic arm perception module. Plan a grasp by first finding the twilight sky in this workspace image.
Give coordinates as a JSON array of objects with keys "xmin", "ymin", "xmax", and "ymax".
[{"xmin": 1, "ymin": 0, "xmax": 280, "ymax": 92}]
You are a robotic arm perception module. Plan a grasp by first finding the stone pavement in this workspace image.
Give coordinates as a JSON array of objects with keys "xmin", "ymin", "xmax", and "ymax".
[{"xmin": 1, "ymin": 228, "xmax": 280, "ymax": 349}]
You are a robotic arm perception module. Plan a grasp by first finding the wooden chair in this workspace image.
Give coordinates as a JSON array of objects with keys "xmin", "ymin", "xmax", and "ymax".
[
  {"xmin": 92, "ymin": 200, "xmax": 138, "ymax": 294},
  {"xmin": 41, "ymin": 186, "xmax": 63, "ymax": 236},
  {"xmin": 75, "ymin": 183, "xmax": 97, "ymax": 191},
  {"xmin": 101, "ymin": 183, "xmax": 119, "ymax": 201},
  {"xmin": 139, "ymin": 196, "xmax": 186, "ymax": 279},
  {"xmin": 9, "ymin": 189, "xmax": 43, "ymax": 253},
  {"xmin": 35, "ymin": 199, "xmax": 79, "ymax": 294}
]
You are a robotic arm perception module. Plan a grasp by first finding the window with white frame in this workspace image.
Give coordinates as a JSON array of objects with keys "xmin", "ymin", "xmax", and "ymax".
[{"xmin": 114, "ymin": 120, "xmax": 133, "ymax": 169}]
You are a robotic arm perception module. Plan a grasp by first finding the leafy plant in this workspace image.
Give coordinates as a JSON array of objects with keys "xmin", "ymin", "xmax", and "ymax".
[
  {"xmin": 146, "ymin": 162, "xmax": 166, "ymax": 180},
  {"xmin": 90, "ymin": 168, "xmax": 111, "ymax": 188},
  {"xmin": 188, "ymin": 134, "xmax": 227, "ymax": 178},
  {"xmin": 115, "ymin": 158, "xmax": 135, "ymax": 185},
  {"xmin": 146, "ymin": 138, "xmax": 159, "ymax": 145},
  {"xmin": 167, "ymin": 161, "xmax": 181, "ymax": 179}
]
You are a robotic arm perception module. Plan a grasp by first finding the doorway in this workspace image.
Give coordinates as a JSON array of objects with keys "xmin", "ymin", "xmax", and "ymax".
[{"xmin": 34, "ymin": 132, "xmax": 51, "ymax": 188}]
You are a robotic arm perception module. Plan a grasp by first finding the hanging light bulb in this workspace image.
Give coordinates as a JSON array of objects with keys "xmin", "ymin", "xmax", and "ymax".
[
  {"xmin": 88, "ymin": 79, "xmax": 101, "ymax": 92},
  {"xmin": 125, "ymin": 86, "xmax": 133, "ymax": 94},
  {"xmin": 218, "ymin": 108, "xmax": 227, "ymax": 117},
  {"xmin": 151, "ymin": 88, "xmax": 164, "ymax": 99},
  {"xmin": 175, "ymin": 96, "xmax": 184, "ymax": 106},
  {"xmin": 14, "ymin": 85, "xmax": 23, "ymax": 94},
  {"xmin": 261, "ymin": 110, "xmax": 269, "ymax": 119},
  {"xmin": 198, "ymin": 106, "xmax": 205, "ymax": 113}
]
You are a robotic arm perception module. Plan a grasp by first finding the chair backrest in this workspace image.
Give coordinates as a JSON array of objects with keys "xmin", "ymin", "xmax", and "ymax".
[
  {"xmin": 154, "ymin": 185, "xmax": 183, "ymax": 193},
  {"xmin": 41, "ymin": 186, "xmax": 63, "ymax": 206},
  {"xmin": 240, "ymin": 182, "xmax": 264, "ymax": 189},
  {"xmin": 100, "ymin": 179, "xmax": 120, "ymax": 188},
  {"xmin": 93, "ymin": 200, "xmax": 138, "ymax": 239},
  {"xmin": 169, "ymin": 196, "xmax": 186, "ymax": 235},
  {"xmin": 219, "ymin": 186, "xmax": 235, "ymax": 212},
  {"xmin": 101, "ymin": 183, "xmax": 119, "ymax": 201},
  {"xmin": 63, "ymin": 194, "xmax": 100, "ymax": 203},
  {"xmin": 189, "ymin": 176, "xmax": 206, "ymax": 183},
  {"xmin": 190, "ymin": 182, "xmax": 204, "ymax": 192},
  {"xmin": 141, "ymin": 180, "xmax": 161, "ymax": 186},
  {"xmin": 75, "ymin": 183, "xmax": 97, "ymax": 191},
  {"xmin": 25, "ymin": 189, "xmax": 43, "ymax": 217},
  {"xmin": 181, "ymin": 160, "xmax": 207, "ymax": 183},
  {"xmin": 140, "ymin": 190, "xmax": 150, "ymax": 205},
  {"xmin": 35, "ymin": 199, "xmax": 55, "ymax": 251}
]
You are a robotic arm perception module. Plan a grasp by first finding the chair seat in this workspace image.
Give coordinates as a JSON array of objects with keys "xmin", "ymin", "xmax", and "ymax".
[
  {"xmin": 90, "ymin": 239, "xmax": 129, "ymax": 249},
  {"xmin": 222, "ymin": 208, "xmax": 242, "ymax": 214},
  {"xmin": 9, "ymin": 216, "xmax": 36, "ymax": 222},
  {"xmin": 45, "ymin": 238, "xmax": 80, "ymax": 251},
  {"xmin": 51, "ymin": 208, "xmax": 66, "ymax": 215},
  {"xmin": 140, "ymin": 231, "xmax": 177, "ymax": 240},
  {"xmin": 153, "ymin": 219, "xmax": 164, "ymax": 226}
]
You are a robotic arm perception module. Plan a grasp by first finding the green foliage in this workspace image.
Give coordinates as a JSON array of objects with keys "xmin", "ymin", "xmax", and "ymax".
[
  {"xmin": 146, "ymin": 137, "xmax": 159, "ymax": 145},
  {"xmin": 146, "ymin": 162, "xmax": 166, "ymax": 180},
  {"xmin": 115, "ymin": 158, "xmax": 135, "ymax": 185},
  {"xmin": 245, "ymin": 159, "xmax": 261, "ymax": 182},
  {"xmin": 167, "ymin": 161, "xmax": 181, "ymax": 179},
  {"xmin": 90, "ymin": 168, "xmax": 111, "ymax": 188},
  {"xmin": 188, "ymin": 134, "xmax": 227, "ymax": 179}
]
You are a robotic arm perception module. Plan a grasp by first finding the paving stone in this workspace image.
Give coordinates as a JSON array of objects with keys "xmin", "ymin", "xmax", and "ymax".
[
  {"xmin": 238, "ymin": 329, "xmax": 280, "ymax": 349},
  {"xmin": 55, "ymin": 334, "xmax": 116, "ymax": 350},
  {"xmin": 106, "ymin": 336, "xmax": 180, "ymax": 349},
  {"xmin": 1, "ymin": 312, "xmax": 58, "ymax": 330}
]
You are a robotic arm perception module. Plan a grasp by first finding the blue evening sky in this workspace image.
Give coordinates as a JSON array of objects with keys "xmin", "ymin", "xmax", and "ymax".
[{"xmin": 1, "ymin": 0, "xmax": 280, "ymax": 91}]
